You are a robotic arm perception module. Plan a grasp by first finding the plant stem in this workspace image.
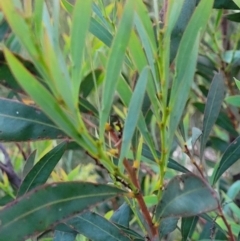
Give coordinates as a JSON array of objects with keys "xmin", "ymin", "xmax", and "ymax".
[{"xmin": 218, "ymin": 202, "xmax": 235, "ymax": 241}]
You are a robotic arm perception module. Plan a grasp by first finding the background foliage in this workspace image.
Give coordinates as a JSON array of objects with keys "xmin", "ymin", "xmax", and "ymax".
[{"xmin": 0, "ymin": 0, "xmax": 240, "ymax": 240}]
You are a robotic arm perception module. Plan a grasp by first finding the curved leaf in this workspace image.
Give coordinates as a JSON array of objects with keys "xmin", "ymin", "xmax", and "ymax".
[
  {"xmin": 193, "ymin": 102, "xmax": 238, "ymax": 136},
  {"xmin": 100, "ymin": 0, "xmax": 134, "ymax": 136},
  {"xmin": 0, "ymin": 98, "xmax": 66, "ymax": 142},
  {"xmin": 200, "ymin": 73, "xmax": 225, "ymax": 160},
  {"xmin": 65, "ymin": 211, "xmax": 132, "ymax": 241},
  {"xmin": 170, "ymin": 0, "xmax": 197, "ymax": 62},
  {"xmin": 225, "ymin": 95, "xmax": 240, "ymax": 107},
  {"xmin": 155, "ymin": 174, "xmax": 218, "ymax": 220},
  {"xmin": 17, "ymin": 142, "xmax": 67, "ymax": 197},
  {"xmin": 191, "ymin": 127, "xmax": 202, "ymax": 148},
  {"xmin": 119, "ymin": 67, "xmax": 149, "ymax": 167},
  {"xmin": 142, "ymin": 144, "xmax": 190, "ymax": 173},
  {"xmin": 71, "ymin": 0, "xmax": 92, "ymax": 102},
  {"xmin": 212, "ymin": 136, "xmax": 240, "ymax": 185},
  {"xmin": 169, "ymin": 0, "xmax": 214, "ymax": 142},
  {"xmin": 53, "ymin": 230, "xmax": 76, "ymax": 241},
  {"xmin": 110, "ymin": 202, "xmax": 132, "ymax": 227},
  {"xmin": 158, "ymin": 217, "xmax": 178, "ymax": 239},
  {"xmin": 0, "ymin": 182, "xmax": 125, "ymax": 241},
  {"xmin": 22, "ymin": 150, "xmax": 37, "ymax": 179},
  {"xmin": 181, "ymin": 216, "xmax": 199, "ymax": 241}
]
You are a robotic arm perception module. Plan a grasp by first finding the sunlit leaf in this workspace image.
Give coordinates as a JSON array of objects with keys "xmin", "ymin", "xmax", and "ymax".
[
  {"xmin": 100, "ymin": 0, "xmax": 134, "ymax": 137},
  {"xmin": 71, "ymin": 0, "xmax": 92, "ymax": 103}
]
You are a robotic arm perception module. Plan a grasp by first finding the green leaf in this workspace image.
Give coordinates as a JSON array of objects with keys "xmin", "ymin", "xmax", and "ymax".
[
  {"xmin": 181, "ymin": 216, "xmax": 199, "ymax": 241},
  {"xmin": 200, "ymin": 73, "xmax": 225, "ymax": 160},
  {"xmin": 0, "ymin": 51, "xmax": 41, "ymax": 93},
  {"xmin": 113, "ymin": 224, "xmax": 144, "ymax": 240},
  {"xmin": 155, "ymin": 174, "xmax": 218, "ymax": 220},
  {"xmin": 226, "ymin": 12, "xmax": 240, "ymax": 22},
  {"xmin": 22, "ymin": 150, "xmax": 37, "ymax": 179},
  {"xmin": 4, "ymin": 48, "xmax": 97, "ymax": 155},
  {"xmin": 71, "ymin": 0, "xmax": 92, "ymax": 103},
  {"xmin": 80, "ymin": 69, "xmax": 103, "ymax": 98},
  {"xmin": 222, "ymin": 50, "xmax": 240, "ymax": 64},
  {"xmin": 0, "ymin": 98, "xmax": 66, "ymax": 142},
  {"xmin": 100, "ymin": 0, "xmax": 134, "ymax": 137},
  {"xmin": 0, "ymin": 182, "xmax": 125, "ymax": 241},
  {"xmin": 212, "ymin": 136, "xmax": 240, "ymax": 185},
  {"xmin": 225, "ymin": 95, "xmax": 240, "ymax": 107},
  {"xmin": 134, "ymin": 14, "xmax": 157, "ymax": 88},
  {"xmin": 141, "ymin": 144, "xmax": 190, "ymax": 173},
  {"xmin": 158, "ymin": 217, "xmax": 178, "ymax": 239},
  {"xmin": 17, "ymin": 142, "xmax": 67, "ymax": 197},
  {"xmin": 213, "ymin": 0, "xmax": 239, "ymax": 9},
  {"xmin": 0, "ymin": 1, "xmax": 39, "ymax": 58},
  {"xmin": 119, "ymin": 67, "xmax": 149, "ymax": 167},
  {"xmin": 89, "ymin": 18, "xmax": 113, "ymax": 47},
  {"xmin": 234, "ymin": 77, "xmax": 240, "ymax": 90},
  {"xmin": 169, "ymin": 0, "xmax": 214, "ymax": 142},
  {"xmin": 110, "ymin": 202, "xmax": 131, "ymax": 227},
  {"xmin": 207, "ymin": 136, "xmax": 228, "ymax": 153},
  {"xmin": 117, "ymin": 76, "xmax": 158, "ymax": 160},
  {"xmin": 65, "ymin": 211, "xmax": 132, "ymax": 241},
  {"xmin": 53, "ymin": 230, "xmax": 76, "ymax": 241},
  {"xmin": 191, "ymin": 127, "xmax": 202, "ymax": 148},
  {"xmin": 170, "ymin": 0, "xmax": 197, "ymax": 62},
  {"xmin": 193, "ymin": 102, "xmax": 238, "ymax": 136}
]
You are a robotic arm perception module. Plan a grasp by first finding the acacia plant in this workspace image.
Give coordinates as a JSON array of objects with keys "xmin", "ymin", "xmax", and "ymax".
[{"xmin": 0, "ymin": 0, "xmax": 240, "ymax": 240}]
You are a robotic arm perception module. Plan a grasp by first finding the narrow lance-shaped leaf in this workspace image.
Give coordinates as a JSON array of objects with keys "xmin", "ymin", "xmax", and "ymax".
[
  {"xmin": 169, "ymin": 0, "xmax": 214, "ymax": 143},
  {"xmin": 65, "ymin": 211, "xmax": 132, "ymax": 241},
  {"xmin": 71, "ymin": 0, "xmax": 92, "ymax": 104},
  {"xmin": 158, "ymin": 217, "xmax": 178, "ymax": 239},
  {"xmin": 22, "ymin": 150, "xmax": 37, "ymax": 179},
  {"xmin": 53, "ymin": 230, "xmax": 76, "ymax": 241},
  {"xmin": 191, "ymin": 127, "xmax": 202, "ymax": 149},
  {"xmin": 110, "ymin": 202, "xmax": 132, "ymax": 227},
  {"xmin": 0, "ymin": 182, "xmax": 125, "ymax": 241},
  {"xmin": 0, "ymin": 98, "xmax": 66, "ymax": 142},
  {"xmin": 3, "ymin": 48, "xmax": 98, "ymax": 155},
  {"xmin": 17, "ymin": 142, "xmax": 67, "ymax": 197},
  {"xmin": 181, "ymin": 216, "xmax": 199, "ymax": 241},
  {"xmin": 211, "ymin": 136, "xmax": 240, "ymax": 185},
  {"xmin": 225, "ymin": 95, "xmax": 240, "ymax": 107},
  {"xmin": 0, "ymin": 1, "xmax": 38, "ymax": 58},
  {"xmin": 155, "ymin": 174, "xmax": 218, "ymax": 220},
  {"xmin": 119, "ymin": 67, "xmax": 149, "ymax": 168},
  {"xmin": 169, "ymin": 0, "xmax": 196, "ymax": 62},
  {"xmin": 117, "ymin": 76, "xmax": 158, "ymax": 160},
  {"xmin": 100, "ymin": 0, "xmax": 134, "ymax": 138},
  {"xmin": 200, "ymin": 73, "xmax": 225, "ymax": 160}
]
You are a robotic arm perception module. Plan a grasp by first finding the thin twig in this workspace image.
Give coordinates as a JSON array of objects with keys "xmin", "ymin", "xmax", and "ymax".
[
  {"xmin": 108, "ymin": 129, "xmax": 158, "ymax": 238},
  {"xmin": 217, "ymin": 201, "xmax": 235, "ymax": 241},
  {"xmin": 184, "ymin": 144, "xmax": 204, "ymax": 178},
  {"xmin": 0, "ymin": 144, "xmax": 21, "ymax": 189}
]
